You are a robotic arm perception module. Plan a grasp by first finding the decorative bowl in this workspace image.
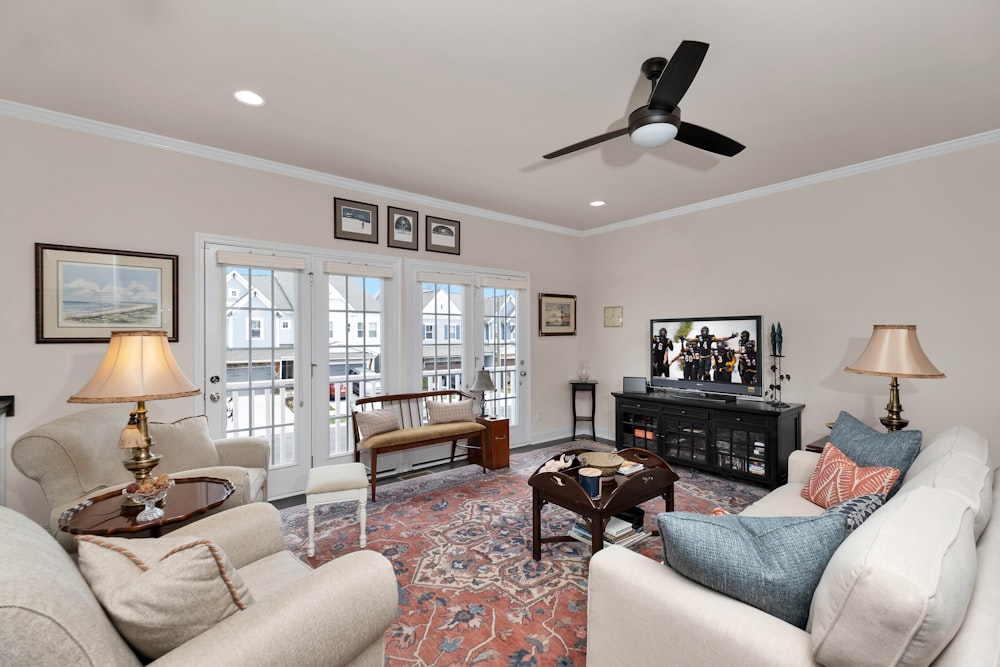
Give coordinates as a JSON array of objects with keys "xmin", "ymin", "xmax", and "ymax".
[
  {"xmin": 577, "ymin": 451, "xmax": 625, "ymax": 477},
  {"xmin": 122, "ymin": 479, "xmax": 174, "ymax": 522}
]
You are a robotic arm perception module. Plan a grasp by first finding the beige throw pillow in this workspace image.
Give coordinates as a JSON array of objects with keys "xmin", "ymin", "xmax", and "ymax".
[
  {"xmin": 426, "ymin": 398, "xmax": 475, "ymax": 424},
  {"xmin": 76, "ymin": 534, "xmax": 253, "ymax": 659},
  {"xmin": 354, "ymin": 408, "xmax": 402, "ymax": 439},
  {"xmin": 148, "ymin": 415, "xmax": 220, "ymax": 470}
]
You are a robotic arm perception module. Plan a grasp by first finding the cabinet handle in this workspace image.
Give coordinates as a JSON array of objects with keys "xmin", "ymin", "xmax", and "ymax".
[{"xmin": 496, "ymin": 435, "xmax": 507, "ymax": 441}]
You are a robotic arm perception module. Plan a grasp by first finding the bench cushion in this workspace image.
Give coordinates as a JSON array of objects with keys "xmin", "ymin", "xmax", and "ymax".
[{"xmin": 359, "ymin": 422, "xmax": 485, "ymax": 450}]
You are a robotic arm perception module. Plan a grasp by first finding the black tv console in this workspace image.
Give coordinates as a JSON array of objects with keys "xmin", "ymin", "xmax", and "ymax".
[{"xmin": 612, "ymin": 392, "xmax": 804, "ymax": 489}]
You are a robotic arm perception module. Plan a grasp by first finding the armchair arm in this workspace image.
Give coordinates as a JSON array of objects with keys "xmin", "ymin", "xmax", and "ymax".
[
  {"xmin": 169, "ymin": 503, "xmax": 285, "ymax": 569},
  {"xmin": 152, "ymin": 550, "xmax": 398, "ymax": 667},
  {"xmin": 214, "ymin": 436, "xmax": 269, "ymax": 470},
  {"xmin": 588, "ymin": 546, "xmax": 815, "ymax": 667}
]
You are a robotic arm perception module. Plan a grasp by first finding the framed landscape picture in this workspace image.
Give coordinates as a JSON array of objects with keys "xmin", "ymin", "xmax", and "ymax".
[
  {"xmin": 35, "ymin": 243, "xmax": 179, "ymax": 343},
  {"xmin": 334, "ymin": 197, "xmax": 379, "ymax": 244},
  {"xmin": 425, "ymin": 216, "xmax": 461, "ymax": 255},
  {"xmin": 538, "ymin": 293, "xmax": 577, "ymax": 336},
  {"xmin": 387, "ymin": 206, "xmax": 419, "ymax": 250}
]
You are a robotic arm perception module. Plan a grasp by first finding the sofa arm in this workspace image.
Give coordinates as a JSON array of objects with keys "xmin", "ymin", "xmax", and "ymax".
[
  {"xmin": 214, "ymin": 436, "xmax": 269, "ymax": 470},
  {"xmin": 151, "ymin": 550, "xmax": 398, "ymax": 667},
  {"xmin": 588, "ymin": 546, "xmax": 816, "ymax": 667},
  {"xmin": 788, "ymin": 449, "xmax": 822, "ymax": 484},
  {"xmin": 168, "ymin": 503, "xmax": 285, "ymax": 569}
]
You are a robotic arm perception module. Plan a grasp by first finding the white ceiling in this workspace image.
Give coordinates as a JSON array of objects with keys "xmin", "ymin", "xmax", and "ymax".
[{"xmin": 2, "ymin": 0, "xmax": 999, "ymax": 233}]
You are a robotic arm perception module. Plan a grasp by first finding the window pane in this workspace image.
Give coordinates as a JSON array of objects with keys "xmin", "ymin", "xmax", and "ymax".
[
  {"xmin": 328, "ymin": 273, "xmax": 384, "ymax": 456},
  {"xmin": 483, "ymin": 286, "xmax": 517, "ymax": 422},
  {"xmin": 422, "ymin": 281, "xmax": 464, "ymax": 392}
]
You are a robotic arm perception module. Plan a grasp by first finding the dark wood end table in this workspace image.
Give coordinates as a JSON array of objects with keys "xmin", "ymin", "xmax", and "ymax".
[
  {"xmin": 58, "ymin": 476, "xmax": 235, "ymax": 537},
  {"xmin": 529, "ymin": 447, "xmax": 678, "ymax": 560},
  {"xmin": 471, "ymin": 416, "xmax": 510, "ymax": 469}
]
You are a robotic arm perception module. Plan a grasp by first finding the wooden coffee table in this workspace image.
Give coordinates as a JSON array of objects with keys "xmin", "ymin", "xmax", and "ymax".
[
  {"xmin": 529, "ymin": 447, "xmax": 678, "ymax": 560},
  {"xmin": 59, "ymin": 476, "xmax": 235, "ymax": 537}
]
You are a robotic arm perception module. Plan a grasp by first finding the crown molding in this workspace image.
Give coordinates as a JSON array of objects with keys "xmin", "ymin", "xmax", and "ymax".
[
  {"xmin": 3, "ymin": 98, "xmax": 997, "ymax": 239},
  {"xmin": 0, "ymin": 99, "xmax": 572, "ymax": 236},
  {"xmin": 584, "ymin": 128, "xmax": 1000, "ymax": 237}
]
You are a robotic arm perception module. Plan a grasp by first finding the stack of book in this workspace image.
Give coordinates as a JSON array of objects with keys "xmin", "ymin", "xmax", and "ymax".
[{"xmin": 568, "ymin": 516, "xmax": 650, "ymax": 550}]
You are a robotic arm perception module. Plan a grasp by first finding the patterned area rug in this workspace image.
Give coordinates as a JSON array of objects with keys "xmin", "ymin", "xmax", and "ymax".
[{"xmin": 279, "ymin": 443, "xmax": 767, "ymax": 667}]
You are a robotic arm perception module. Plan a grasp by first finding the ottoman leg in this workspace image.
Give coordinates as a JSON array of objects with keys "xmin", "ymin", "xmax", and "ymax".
[
  {"xmin": 306, "ymin": 503, "xmax": 317, "ymax": 557},
  {"xmin": 357, "ymin": 490, "xmax": 367, "ymax": 548}
]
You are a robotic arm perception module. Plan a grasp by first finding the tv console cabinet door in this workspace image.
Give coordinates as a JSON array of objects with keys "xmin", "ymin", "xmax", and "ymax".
[
  {"xmin": 659, "ymin": 405, "xmax": 710, "ymax": 468},
  {"xmin": 617, "ymin": 399, "xmax": 659, "ymax": 453},
  {"xmin": 711, "ymin": 414, "xmax": 773, "ymax": 486}
]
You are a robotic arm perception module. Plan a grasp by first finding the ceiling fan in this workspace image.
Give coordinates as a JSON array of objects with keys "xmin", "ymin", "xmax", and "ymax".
[{"xmin": 543, "ymin": 40, "xmax": 745, "ymax": 160}]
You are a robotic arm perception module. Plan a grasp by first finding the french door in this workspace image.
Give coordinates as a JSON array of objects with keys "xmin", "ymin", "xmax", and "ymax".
[{"xmin": 201, "ymin": 243, "xmax": 312, "ymax": 498}]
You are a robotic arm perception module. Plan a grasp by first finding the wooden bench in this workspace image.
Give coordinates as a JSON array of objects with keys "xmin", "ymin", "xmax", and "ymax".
[{"xmin": 352, "ymin": 390, "xmax": 486, "ymax": 500}]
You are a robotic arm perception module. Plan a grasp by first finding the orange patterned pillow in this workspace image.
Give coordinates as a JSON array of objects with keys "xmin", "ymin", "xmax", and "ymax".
[{"xmin": 802, "ymin": 443, "xmax": 901, "ymax": 509}]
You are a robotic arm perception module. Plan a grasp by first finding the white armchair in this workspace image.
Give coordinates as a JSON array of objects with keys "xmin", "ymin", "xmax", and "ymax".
[
  {"xmin": 0, "ymin": 502, "xmax": 398, "ymax": 666},
  {"xmin": 12, "ymin": 406, "xmax": 269, "ymax": 551}
]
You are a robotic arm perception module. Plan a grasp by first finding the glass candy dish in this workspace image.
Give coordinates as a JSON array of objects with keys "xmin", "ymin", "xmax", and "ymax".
[{"xmin": 122, "ymin": 479, "xmax": 175, "ymax": 522}]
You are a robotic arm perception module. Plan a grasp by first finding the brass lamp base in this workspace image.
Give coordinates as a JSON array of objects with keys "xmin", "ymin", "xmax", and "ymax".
[
  {"xmin": 879, "ymin": 376, "xmax": 909, "ymax": 432},
  {"xmin": 119, "ymin": 402, "xmax": 162, "ymax": 507}
]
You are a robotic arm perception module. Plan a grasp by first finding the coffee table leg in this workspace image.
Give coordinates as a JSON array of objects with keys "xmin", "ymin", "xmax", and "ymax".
[
  {"xmin": 532, "ymin": 489, "xmax": 542, "ymax": 560},
  {"xmin": 663, "ymin": 485, "xmax": 675, "ymax": 512}
]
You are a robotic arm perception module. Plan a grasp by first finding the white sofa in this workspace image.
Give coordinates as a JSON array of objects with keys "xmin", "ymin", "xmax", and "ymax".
[{"xmin": 588, "ymin": 425, "xmax": 999, "ymax": 666}]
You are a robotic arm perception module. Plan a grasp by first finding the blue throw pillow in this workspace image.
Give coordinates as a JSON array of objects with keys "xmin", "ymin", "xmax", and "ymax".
[
  {"xmin": 830, "ymin": 411, "xmax": 922, "ymax": 494},
  {"xmin": 656, "ymin": 512, "xmax": 846, "ymax": 629},
  {"xmin": 822, "ymin": 493, "xmax": 885, "ymax": 533}
]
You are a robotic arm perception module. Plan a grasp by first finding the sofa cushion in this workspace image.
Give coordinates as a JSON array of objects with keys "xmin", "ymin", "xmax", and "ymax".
[
  {"xmin": 657, "ymin": 511, "xmax": 846, "ymax": 629},
  {"xmin": 908, "ymin": 425, "xmax": 992, "ymax": 479},
  {"xmin": 77, "ymin": 534, "xmax": 253, "ymax": 660},
  {"xmin": 353, "ymin": 408, "xmax": 402, "ymax": 439},
  {"xmin": 901, "ymin": 450, "xmax": 993, "ymax": 540},
  {"xmin": 801, "ymin": 443, "xmax": 900, "ymax": 508},
  {"xmin": 149, "ymin": 415, "xmax": 220, "ymax": 471},
  {"xmin": 810, "ymin": 486, "xmax": 977, "ymax": 667},
  {"xmin": 821, "ymin": 493, "xmax": 885, "ymax": 533},
  {"xmin": 426, "ymin": 398, "xmax": 476, "ymax": 424},
  {"xmin": 829, "ymin": 411, "xmax": 921, "ymax": 495}
]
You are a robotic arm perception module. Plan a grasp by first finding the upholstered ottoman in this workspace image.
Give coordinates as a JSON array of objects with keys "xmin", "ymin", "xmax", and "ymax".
[{"xmin": 306, "ymin": 463, "xmax": 370, "ymax": 557}]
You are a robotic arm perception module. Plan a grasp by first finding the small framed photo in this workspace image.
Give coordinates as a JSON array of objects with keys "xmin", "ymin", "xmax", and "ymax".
[
  {"xmin": 35, "ymin": 243, "xmax": 179, "ymax": 343},
  {"xmin": 425, "ymin": 216, "xmax": 461, "ymax": 255},
  {"xmin": 539, "ymin": 293, "xmax": 577, "ymax": 336},
  {"xmin": 387, "ymin": 206, "xmax": 419, "ymax": 250},
  {"xmin": 334, "ymin": 197, "xmax": 378, "ymax": 244}
]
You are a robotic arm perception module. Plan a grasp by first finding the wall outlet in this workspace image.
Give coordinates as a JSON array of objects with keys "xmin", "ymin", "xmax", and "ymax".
[{"xmin": 535, "ymin": 410, "xmax": 543, "ymax": 422}]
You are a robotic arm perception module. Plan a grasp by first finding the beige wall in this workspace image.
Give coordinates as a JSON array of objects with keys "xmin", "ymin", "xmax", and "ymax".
[
  {"xmin": 2, "ymin": 112, "xmax": 997, "ymax": 522},
  {"xmin": 579, "ymin": 140, "xmax": 1000, "ymax": 455}
]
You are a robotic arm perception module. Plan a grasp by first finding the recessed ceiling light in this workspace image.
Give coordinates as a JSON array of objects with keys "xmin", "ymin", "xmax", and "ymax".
[
  {"xmin": 590, "ymin": 200, "xmax": 606, "ymax": 207},
  {"xmin": 233, "ymin": 90, "xmax": 265, "ymax": 107}
]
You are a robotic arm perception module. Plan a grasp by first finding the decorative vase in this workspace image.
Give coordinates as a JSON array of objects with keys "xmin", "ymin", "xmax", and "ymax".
[{"xmin": 576, "ymin": 360, "xmax": 591, "ymax": 381}]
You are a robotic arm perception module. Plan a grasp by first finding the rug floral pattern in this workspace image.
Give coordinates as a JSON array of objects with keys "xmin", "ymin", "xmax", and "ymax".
[{"xmin": 280, "ymin": 443, "xmax": 767, "ymax": 667}]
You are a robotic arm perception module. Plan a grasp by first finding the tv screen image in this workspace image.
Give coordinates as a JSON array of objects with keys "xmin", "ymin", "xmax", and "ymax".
[{"xmin": 649, "ymin": 315, "xmax": 764, "ymax": 399}]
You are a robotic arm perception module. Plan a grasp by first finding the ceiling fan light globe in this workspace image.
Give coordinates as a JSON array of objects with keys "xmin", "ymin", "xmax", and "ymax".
[{"xmin": 630, "ymin": 122, "xmax": 679, "ymax": 148}]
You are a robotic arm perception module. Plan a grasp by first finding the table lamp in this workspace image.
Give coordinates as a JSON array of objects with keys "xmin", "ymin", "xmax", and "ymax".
[
  {"xmin": 68, "ymin": 330, "xmax": 201, "ymax": 484},
  {"xmin": 469, "ymin": 368, "xmax": 495, "ymax": 417},
  {"xmin": 844, "ymin": 324, "xmax": 944, "ymax": 431}
]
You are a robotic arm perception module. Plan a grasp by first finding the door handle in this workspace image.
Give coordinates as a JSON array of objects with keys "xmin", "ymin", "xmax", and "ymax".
[{"xmin": 209, "ymin": 392, "xmax": 221, "ymax": 402}]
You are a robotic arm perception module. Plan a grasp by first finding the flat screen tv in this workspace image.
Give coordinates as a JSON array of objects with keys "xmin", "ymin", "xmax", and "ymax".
[{"xmin": 649, "ymin": 315, "xmax": 764, "ymax": 399}]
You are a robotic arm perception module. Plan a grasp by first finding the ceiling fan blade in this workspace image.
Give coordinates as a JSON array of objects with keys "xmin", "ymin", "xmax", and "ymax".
[
  {"xmin": 648, "ymin": 40, "xmax": 709, "ymax": 112},
  {"xmin": 675, "ymin": 122, "xmax": 745, "ymax": 157},
  {"xmin": 543, "ymin": 127, "xmax": 629, "ymax": 159}
]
